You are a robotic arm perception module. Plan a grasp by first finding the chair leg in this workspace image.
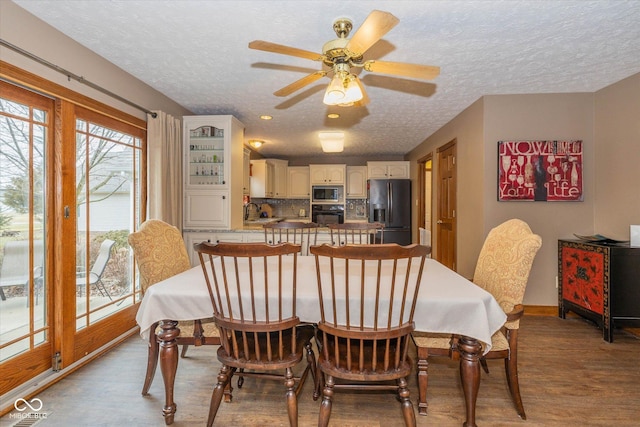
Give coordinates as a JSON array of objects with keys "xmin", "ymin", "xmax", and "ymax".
[
  {"xmin": 95, "ymin": 279, "xmax": 113, "ymax": 300},
  {"xmin": 318, "ymin": 374, "xmax": 334, "ymax": 427},
  {"xmin": 208, "ymin": 365, "xmax": 234, "ymax": 427},
  {"xmin": 415, "ymin": 345, "xmax": 429, "ymax": 415},
  {"xmin": 142, "ymin": 325, "xmax": 159, "ymax": 396},
  {"xmin": 397, "ymin": 376, "xmax": 416, "ymax": 427},
  {"xmin": 505, "ymin": 352, "xmax": 526, "ymax": 419},
  {"xmin": 284, "ymin": 367, "xmax": 298, "ymax": 427},
  {"xmin": 313, "ymin": 368, "xmax": 323, "ymax": 401},
  {"xmin": 480, "ymin": 357, "xmax": 489, "ymax": 374},
  {"xmin": 304, "ymin": 340, "xmax": 318, "ymax": 394},
  {"xmin": 237, "ymin": 368, "xmax": 245, "ymax": 388},
  {"xmin": 180, "ymin": 344, "xmax": 189, "ymax": 358}
]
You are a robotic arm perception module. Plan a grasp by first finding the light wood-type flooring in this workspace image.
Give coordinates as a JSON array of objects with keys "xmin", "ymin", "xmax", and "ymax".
[{"xmin": 2, "ymin": 316, "xmax": 639, "ymax": 426}]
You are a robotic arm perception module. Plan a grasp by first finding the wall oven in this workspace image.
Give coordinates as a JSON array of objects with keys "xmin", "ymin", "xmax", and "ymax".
[{"xmin": 312, "ymin": 204, "xmax": 344, "ymax": 226}]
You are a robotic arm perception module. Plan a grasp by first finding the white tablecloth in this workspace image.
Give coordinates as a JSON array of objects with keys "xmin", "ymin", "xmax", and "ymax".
[{"xmin": 136, "ymin": 257, "xmax": 506, "ymax": 353}]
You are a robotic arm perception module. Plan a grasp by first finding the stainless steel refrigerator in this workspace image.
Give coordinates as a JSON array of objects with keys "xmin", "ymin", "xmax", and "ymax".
[{"xmin": 367, "ymin": 179, "xmax": 412, "ymax": 245}]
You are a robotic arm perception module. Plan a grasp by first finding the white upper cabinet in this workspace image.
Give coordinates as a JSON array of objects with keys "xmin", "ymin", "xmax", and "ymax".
[
  {"xmin": 250, "ymin": 158, "xmax": 288, "ymax": 198},
  {"xmin": 367, "ymin": 161, "xmax": 410, "ymax": 179},
  {"xmin": 270, "ymin": 159, "xmax": 289, "ymax": 198},
  {"xmin": 346, "ymin": 166, "xmax": 368, "ymax": 198},
  {"xmin": 287, "ymin": 166, "xmax": 310, "ymax": 198},
  {"xmin": 309, "ymin": 164, "xmax": 346, "ymax": 184},
  {"xmin": 243, "ymin": 148, "xmax": 250, "ymax": 196},
  {"xmin": 250, "ymin": 159, "xmax": 275, "ymax": 198}
]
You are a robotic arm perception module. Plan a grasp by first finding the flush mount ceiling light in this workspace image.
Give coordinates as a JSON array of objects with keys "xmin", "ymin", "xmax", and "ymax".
[
  {"xmin": 259, "ymin": 115, "xmax": 272, "ymax": 120},
  {"xmin": 249, "ymin": 139, "xmax": 264, "ymax": 149},
  {"xmin": 318, "ymin": 131, "xmax": 344, "ymax": 153}
]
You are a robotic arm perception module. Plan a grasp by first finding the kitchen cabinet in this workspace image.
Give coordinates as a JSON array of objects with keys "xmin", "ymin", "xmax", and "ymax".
[
  {"xmin": 250, "ymin": 159, "xmax": 275, "ymax": 198},
  {"xmin": 184, "ymin": 190, "xmax": 228, "ymax": 229},
  {"xmin": 558, "ymin": 239, "xmax": 640, "ymax": 342},
  {"xmin": 183, "ymin": 115, "xmax": 244, "ymax": 230},
  {"xmin": 367, "ymin": 161, "xmax": 410, "ymax": 179},
  {"xmin": 270, "ymin": 159, "xmax": 289, "ymax": 198},
  {"xmin": 309, "ymin": 164, "xmax": 346, "ymax": 184},
  {"xmin": 288, "ymin": 166, "xmax": 310, "ymax": 198},
  {"xmin": 250, "ymin": 159, "xmax": 288, "ymax": 198},
  {"xmin": 183, "ymin": 231, "xmax": 244, "ymax": 266},
  {"xmin": 243, "ymin": 147, "xmax": 250, "ymax": 196},
  {"xmin": 315, "ymin": 231, "xmax": 335, "ymax": 246},
  {"xmin": 346, "ymin": 166, "xmax": 368, "ymax": 198}
]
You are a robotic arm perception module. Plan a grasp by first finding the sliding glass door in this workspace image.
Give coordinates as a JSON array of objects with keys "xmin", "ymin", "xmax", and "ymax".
[
  {"xmin": 0, "ymin": 81, "xmax": 53, "ymax": 390},
  {"xmin": 0, "ymin": 80, "xmax": 145, "ymax": 396}
]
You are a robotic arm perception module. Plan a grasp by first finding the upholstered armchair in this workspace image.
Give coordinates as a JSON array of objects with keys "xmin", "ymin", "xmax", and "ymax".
[
  {"xmin": 412, "ymin": 218, "xmax": 542, "ymax": 419},
  {"xmin": 128, "ymin": 219, "xmax": 220, "ymax": 395}
]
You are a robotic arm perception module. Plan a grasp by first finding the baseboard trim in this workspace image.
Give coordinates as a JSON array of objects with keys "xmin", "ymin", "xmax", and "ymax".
[
  {"xmin": 523, "ymin": 305, "xmax": 559, "ymax": 316},
  {"xmin": 523, "ymin": 305, "xmax": 640, "ymax": 337}
]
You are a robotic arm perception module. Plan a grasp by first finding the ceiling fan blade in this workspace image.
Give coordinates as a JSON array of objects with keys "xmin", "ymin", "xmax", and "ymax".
[
  {"xmin": 273, "ymin": 71, "xmax": 327, "ymax": 97},
  {"xmin": 364, "ymin": 60, "xmax": 440, "ymax": 80},
  {"xmin": 249, "ymin": 40, "xmax": 324, "ymax": 61},
  {"xmin": 346, "ymin": 10, "xmax": 399, "ymax": 57}
]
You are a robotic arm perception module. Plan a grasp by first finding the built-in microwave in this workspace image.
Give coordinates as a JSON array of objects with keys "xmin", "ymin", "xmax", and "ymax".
[{"xmin": 312, "ymin": 186, "xmax": 340, "ymax": 203}]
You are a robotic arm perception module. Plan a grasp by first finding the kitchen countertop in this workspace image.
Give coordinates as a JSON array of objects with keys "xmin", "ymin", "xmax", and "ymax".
[{"xmin": 185, "ymin": 218, "xmax": 368, "ymax": 233}]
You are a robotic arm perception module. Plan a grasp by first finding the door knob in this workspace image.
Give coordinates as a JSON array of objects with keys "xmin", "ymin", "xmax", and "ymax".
[{"xmin": 437, "ymin": 220, "xmax": 443, "ymax": 224}]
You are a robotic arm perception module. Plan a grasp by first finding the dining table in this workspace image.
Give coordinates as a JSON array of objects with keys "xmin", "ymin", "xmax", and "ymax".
[{"xmin": 136, "ymin": 255, "xmax": 506, "ymax": 426}]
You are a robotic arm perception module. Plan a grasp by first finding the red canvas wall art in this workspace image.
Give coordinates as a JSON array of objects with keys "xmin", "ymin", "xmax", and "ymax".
[{"xmin": 498, "ymin": 140, "xmax": 583, "ymax": 201}]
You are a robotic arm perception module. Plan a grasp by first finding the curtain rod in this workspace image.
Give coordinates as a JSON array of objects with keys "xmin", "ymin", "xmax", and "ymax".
[{"xmin": 0, "ymin": 38, "xmax": 157, "ymax": 118}]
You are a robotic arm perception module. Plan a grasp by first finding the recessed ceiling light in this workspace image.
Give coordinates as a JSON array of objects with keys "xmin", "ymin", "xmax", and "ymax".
[
  {"xmin": 327, "ymin": 113, "xmax": 340, "ymax": 119},
  {"xmin": 249, "ymin": 140, "xmax": 264, "ymax": 148},
  {"xmin": 260, "ymin": 115, "xmax": 272, "ymax": 120}
]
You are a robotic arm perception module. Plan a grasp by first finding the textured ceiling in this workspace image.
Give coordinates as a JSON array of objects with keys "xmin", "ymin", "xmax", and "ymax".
[{"xmin": 13, "ymin": 1, "xmax": 640, "ymax": 159}]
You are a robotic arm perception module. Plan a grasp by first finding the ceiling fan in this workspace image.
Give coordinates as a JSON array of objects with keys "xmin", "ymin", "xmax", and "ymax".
[{"xmin": 248, "ymin": 10, "xmax": 440, "ymax": 107}]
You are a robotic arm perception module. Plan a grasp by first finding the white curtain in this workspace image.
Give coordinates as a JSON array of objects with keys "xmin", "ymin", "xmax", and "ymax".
[{"xmin": 147, "ymin": 111, "xmax": 182, "ymax": 229}]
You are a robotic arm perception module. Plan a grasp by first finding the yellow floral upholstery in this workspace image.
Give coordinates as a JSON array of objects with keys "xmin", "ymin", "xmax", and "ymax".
[
  {"xmin": 472, "ymin": 218, "xmax": 542, "ymax": 329},
  {"xmin": 129, "ymin": 219, "xmax": 220, "ymax": 395},
  {"xmin": 412, "ymin": 218, "xmax": 541, "ymax": 419},
  {"xmin": 128, "ymin": 219, "xmax": 192, "ymax": 293}
]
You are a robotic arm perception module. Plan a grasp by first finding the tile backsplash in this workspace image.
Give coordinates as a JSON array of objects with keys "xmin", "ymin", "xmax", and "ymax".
[{"xmin": 248, "ymin": 198, "xmax": 368, "ymax": 220}]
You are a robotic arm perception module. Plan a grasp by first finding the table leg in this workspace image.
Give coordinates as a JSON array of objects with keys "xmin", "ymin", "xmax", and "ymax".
[
  {"xmin": 415, "ymin": 345, "xmax": 429, "ymax": 415},
  {"xmin": 458, "ymin": 336, "xmax": 481, "ymax": 427},
  {"xmin": 158, "ymin": 320, "xmax": 180, "ymax": 425}
]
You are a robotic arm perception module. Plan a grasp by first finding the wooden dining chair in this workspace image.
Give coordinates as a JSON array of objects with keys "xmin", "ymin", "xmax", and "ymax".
[
  {"xmin": 128, "ymin": 219, "xmax": 220, "ymax": 396},
  {"xmin": 310, "ymin": 243, "xmax": 430, "ymax": 427},
  {"xmin": 195, "ymin": 241, "xmax": 317, "ymax": 427},
  {"xmin": 263, "ymin": 221, "xmax": 319, "ymax": 255},
  {"xmin": 327, "ymin": 222, "xmax": 384, "ymax": 245},
  {"xmin": 412, "ymin": 218, "xmax": 542, "ymax": 419}
]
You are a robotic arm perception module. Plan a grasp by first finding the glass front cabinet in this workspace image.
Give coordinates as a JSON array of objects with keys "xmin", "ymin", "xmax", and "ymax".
[{"xmin": 183, "ymin": 115, "xmax": 245, "ymax": 230}]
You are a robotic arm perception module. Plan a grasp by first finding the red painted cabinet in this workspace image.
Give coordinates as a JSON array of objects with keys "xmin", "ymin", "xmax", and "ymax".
[{"xmin": 558, "ymin": 239, "xmax": 640, "ymax": 342}]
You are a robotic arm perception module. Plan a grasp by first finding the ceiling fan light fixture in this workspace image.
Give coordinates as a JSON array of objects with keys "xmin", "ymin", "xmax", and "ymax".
[
  {"xmin": 341, "ymin": 76, "xmax": 363, "ymax": 104},
  {"xmin": 323, "ymin": 73, "xmax": 346, "ymax": 105},
  {"xmin": 318, "ymin": 131, "xmax": 344, "ymax": 153}
]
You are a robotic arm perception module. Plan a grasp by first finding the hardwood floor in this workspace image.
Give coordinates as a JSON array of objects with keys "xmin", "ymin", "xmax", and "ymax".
[{"xmin": 2, "ymin": 316, "xmax": 639, "ymax": 426}]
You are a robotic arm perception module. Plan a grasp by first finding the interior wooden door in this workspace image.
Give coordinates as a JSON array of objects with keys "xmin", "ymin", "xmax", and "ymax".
[{"xmin": 436, "ymin": 140, "xmax": 457, "ymax": 270}]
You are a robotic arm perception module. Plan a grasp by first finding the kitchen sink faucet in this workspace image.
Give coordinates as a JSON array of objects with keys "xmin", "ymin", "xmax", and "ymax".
[{"xmin": 244, "ymin": 202, "xmax": 260, "ymax": 220}]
